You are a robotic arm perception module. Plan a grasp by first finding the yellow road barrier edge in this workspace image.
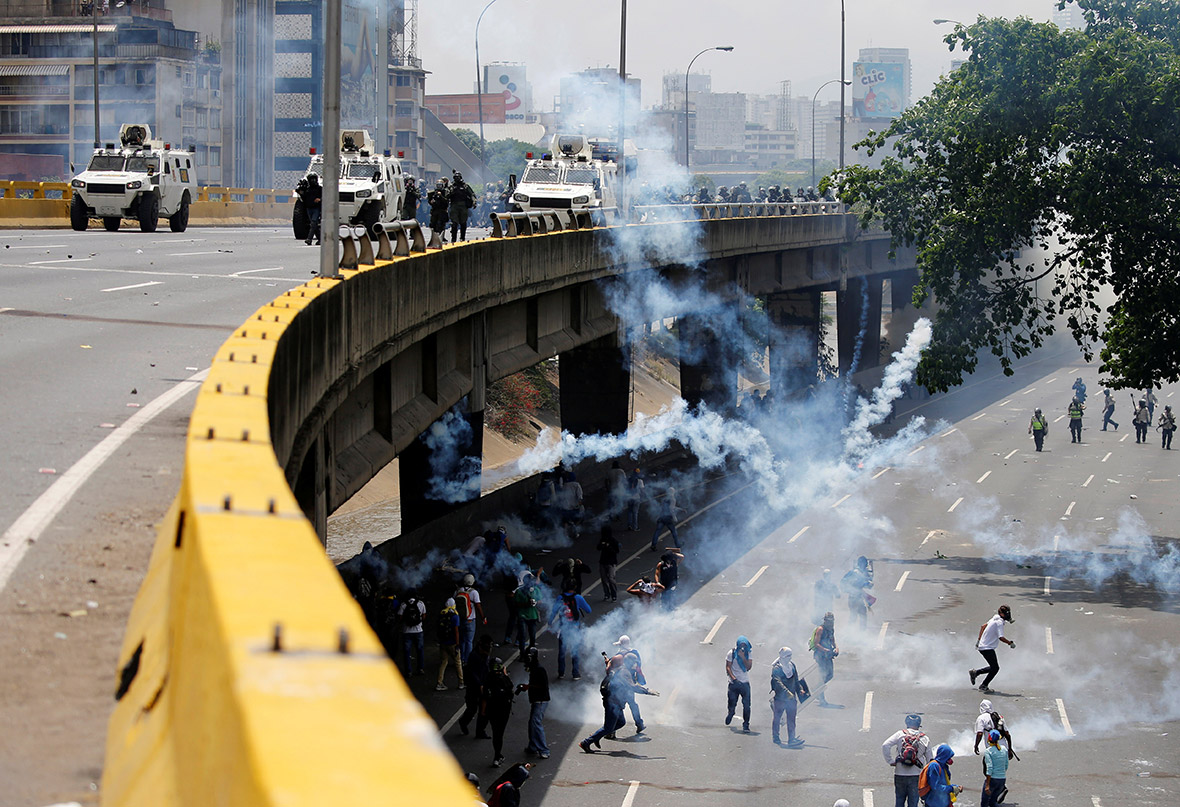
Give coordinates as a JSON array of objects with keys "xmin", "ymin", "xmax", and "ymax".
[{"xmin": 101, "ymin": 260, "xmax": 475, "ymax": 804}]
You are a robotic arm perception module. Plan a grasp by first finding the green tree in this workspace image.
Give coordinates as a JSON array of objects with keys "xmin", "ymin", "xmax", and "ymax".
[
  {"xmin": 483, "ymin": 138, "xmax": 536, "ymax": 183},
  {"xmin": 840, "ymin": 0, "xmax": 1180, "ymax": 392},
  {"xmin": 452, "ymin": 128, "xmax": 482, "ymax": 159}
]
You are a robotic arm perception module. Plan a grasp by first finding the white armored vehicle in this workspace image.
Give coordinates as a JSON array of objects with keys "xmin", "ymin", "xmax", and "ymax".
[
  {"xmin": 292, "ymin": 129, "xmax": 408, "ymax": 240},
  {"xmin": 510, "ymin": 134, "xmax": 617, "ymax": 213},
  {"xmin": 69, "ymin": 124, "xmax": 196, "ymax": 233}
]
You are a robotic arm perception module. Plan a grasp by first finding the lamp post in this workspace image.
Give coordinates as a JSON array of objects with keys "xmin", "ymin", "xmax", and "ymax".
[
  {"xmin": 474, "ymin": 0, "xmax": 501, "ymax": 174},
  {"xmin": 617, "ymin": 0, "xmax": 627, "ymax": 211},
  {"xmin": 90, "ymin": 1, "xmax": 99, "ymax": 148},
  {"xmin": 683, "ymin": 45, "xmax": 733, "ymax": 170},
  {"xmin": 932, "ymin": 18, "xmax": 964, "ymax": 25},
  {"xmin": 812, "ymin": 78, "xmax": 850, "ymax": 190},
  {"xmin": 838, "ymin": 0, "xmax": 846, "ymax": 171},
  {"xmin": 319, "ymin": 0, "xmax": 342, "ymax": 279}
]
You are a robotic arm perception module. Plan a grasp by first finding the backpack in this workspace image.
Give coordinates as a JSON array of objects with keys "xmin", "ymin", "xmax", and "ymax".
[
  {"xmin": 455, "ymin": 590, "xmax": 473, "ymax": 621},
  {"xmin": 436, "ymin": 610, "xmax": 455, "ymax": 643},
  {"xmin": 400, "ymin": 598, "xmax": 422, "ymax": 628},
  {"xmin": 917, "ymin": 762, "xmax": 932, "ymax": 797},
  {"xmin": 487, "ymin": 781, "xmax": 516, "ymax": 807},
  {"xmin": 562, "ymin": 592, "xmax": 582, "ymax": 623},
  {"xmin": 898, "ymin": 729, "xmax": 925, "ymax": 766},
  {"xmin": 840, "ymin": 569, "xmax": 861, "ymax": 594},
  {"xmin": 808, "ymin": 626, "xmax": 821, "ymax": 652}
]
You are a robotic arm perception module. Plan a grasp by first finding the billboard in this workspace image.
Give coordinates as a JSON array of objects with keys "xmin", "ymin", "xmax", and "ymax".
[
  {"xmin": 851, "ymin": 62, "xmax": 905, "ymax": 119},
  {"xmin": 484, "ymin": 63, "xmax": 532, "ymax": 122},
  {"xmin": 341, "ymin": 1, "xmax": 378, "ymax": 131}
]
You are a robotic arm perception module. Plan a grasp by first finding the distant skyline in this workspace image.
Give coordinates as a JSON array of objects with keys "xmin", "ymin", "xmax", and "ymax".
[{"xmin": 420, "ymin": 0, "xmax": 1061, "ymax": 112}]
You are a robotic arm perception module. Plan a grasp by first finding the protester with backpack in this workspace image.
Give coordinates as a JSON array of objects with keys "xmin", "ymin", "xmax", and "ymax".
[
  {"xmin": 397, "ymin": 595, "xmax": 427, "ymax": 676},
  {"xmin": 454, "ymin": 573, "xmax": 486, "ymax": 664},
  {"xmin": 550, "ymin": 584, "xmax": 591, "ymax": 679},
  {"xmin": 610, "ymin": 635, "xmax": 648, "ymax": 734},
  {"xmin": 769, "ymin": 646, "xmax": 809, "ymax": 747},
  {"xmin": 973, "ymin": 698, "xmax": 1016, "ymax": 771},
  {"xmin": 881, "ymin": 713, "xmax": 931, "ymax": 807},
  {"xmin": 918, "ymin": 744, "xmax": 962, "ymax": 807},
  {"xmin": 513, "ymin": 572, "xmax": 543, "ymax": 654},
  {"xmin": 485, "ymin": 761, "xmax": 532, "ymax": 807},
  {"xmin": 435, "ymin": 598, "xmax": 464, "ymax": 691},
  {"xmin": 810, "ymin": 612, "xmax": 843, "ymax": 708}
]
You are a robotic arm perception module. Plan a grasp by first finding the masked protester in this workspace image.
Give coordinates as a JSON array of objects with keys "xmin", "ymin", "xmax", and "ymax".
[{"xmin": 969, "ymin": 604, "xmax": 1015, "ymax": 693}]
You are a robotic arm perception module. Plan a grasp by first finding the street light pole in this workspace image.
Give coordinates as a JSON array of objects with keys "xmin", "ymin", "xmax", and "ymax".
[
  {"xmin": 91, "ymin": 2, "xmax": 99, "ymax": 148},
  {"xmin": 812, "ymin": 78, "xmax": 850, "ymax": 190},
  {"xmin": 838, "ymin": 0, "xmax": 846, "ymax": 171},
  {"xmin": 320, "ymin": 0, "xmax": 342, "ymax": 279},
  {"xmin": 683, "ymin": 45, "xmax": 734, "ymax": 170},
  {"xmin": 617, "ymin": 0, "xmax": 627, "ymax": 211},
  {"xmin": 474, "ymin": 0, "xmax": 500, "ymax": 174}
]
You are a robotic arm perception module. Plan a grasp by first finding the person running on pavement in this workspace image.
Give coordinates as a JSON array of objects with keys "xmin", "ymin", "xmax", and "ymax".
[
  {"xmin": 1101, "ymin": 389, "xmax": 1119, "ymax": 431},
  {"xmin": 921, "ymin": 744, "xmax": 964, "ymax": 807},
  {"xmin": 881, "ymin": 713, "xmax": 931, "ymax": 807},
  {"xmin": 517, "ymin": 647, "xmax": 550, "ymax": 759},
  {"xmin": 458, "ymin": 635, "xmax": 493, "ymax": 738},
  {"xmin": 969, "ymin": 604, "xmax": 1015, "ymax": 693},
  {"xmin": 1028, "ymin": 408, "xmax": 1048, "ymax": 452},
  {"xmin": 580, "ymin": 654, "xmax": 656, "ymax": 752},
  {"xmin": 725, "ymin": 635, "xmax": 754, "ymax": 732},
  {"xmin": 482, "ymin": 657, "xmax": 516, "ymax": 767},
  {"xmin": 981, "ymin": 730, "xmax": 1010, "ymax": 807},
  {"xmin": 810, "ymin": 612, "xmax": 843, "ymax": 707},
  {"xmin": 610, "ymin": 635, "xmax": 647, "ymax": 734},
  {"xmin": 769, "ymin": 646, "xmax": 809, "ymax": 747},
  {"xmin": 1159, "ymin": 404, "xmax": 1176, "ymax": 449}
]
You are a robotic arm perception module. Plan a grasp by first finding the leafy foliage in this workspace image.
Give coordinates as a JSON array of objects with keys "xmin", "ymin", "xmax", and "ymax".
[
  {"xmin": 486, "ymin": 360, "xmax": 557, "ymax": 439},
  {"xmin": 839, "ymin": 0, "xmax": 1180, "ymax": 391},
  {"xmin": 451, "ymin": 130, "xmax": 537, "ymax": 185}
]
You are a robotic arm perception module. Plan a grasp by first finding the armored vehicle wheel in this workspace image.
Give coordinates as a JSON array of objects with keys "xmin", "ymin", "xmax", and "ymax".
[
  {"xmin": 69, "ymin": 194, "xmax": 89, "ymax": 231},
  {"xmin": 103, "ymin": 216, "xmax": 121, "ymax": 232},
  {"xmin": 292, "ymin": 199, "xmax": 310, "ymax": 240},
  {"xmin": 169, "ymin": 192, "xmax": 190, "ymax": 233},
  {"xmin": 361, "ymin": 202, "xmax": 381, "ymax": 240},
  {"xmin": 138, "ymin": 192, "xmax": 159, "ymax": 233}
]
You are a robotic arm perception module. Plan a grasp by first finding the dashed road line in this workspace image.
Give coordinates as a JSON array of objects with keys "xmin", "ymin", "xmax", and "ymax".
[
  {"xmin": 1046, "ymin": 377, "xmax": 1058, "ymax": 384},
  {"xmin": 908, "ymin": 445, "xmax": 926, "ymax": 456},
  {"xmin": 940, "ymin": 428, "xmax": 957, "ymax": 437},
  {"xmin": 831, "ymin": 494, "xmax": 852, "ymax": 509},
  {"xmin": 871, "ymin": 467, "xmax": 891, "ymax": 479},
  {"xmin": 1044, "ymin": 576, "xmax": 1052, "ymax": 596},
  {"xmin": 701, "ymin": 616, "xmax": 727, "ymax": 645},
  {"xmin": 1056, "ymin": 698, "xmax": 1075, "ymax": 735},
  {"xmin": 5, "ymin": 244, "xmax": 65, "ymax": 249},
  {"xmin": 861, "ymin": 691, "xmax": 874, "ymax": 732},
  {"xmin": 1082, "ymin": 474, "xmax": 1094, "ymax": 487},
  {"xmin": 1022, "ymin": 388, "xmax": 1036, "ymax": 395},
  {"xmin": 948, "ymin": 497, "xmax": 964, "ymax": 513},
  {"xmin": 971, "ymin": 412, "xmax": 987, "ymax": 420},
  {"xmin": 862, "ymin": 788, "xmax": 875, "ymax": 807},
  {"xmin": 1053, "ymin": 414, "xmax": 1066, "ymax": 423},
  {"xmin": 744, "ymin": 565, "xmax": 769, "ymax": 588},
  {"xmin": 1092, "ymin": 796, "xmax": 1104, "ymax": 807},
  {"xmin": 1004, "ymin": 449, "xmax": 1019, "ymax": 459},
  {"xmin": 1046, "ymin": 627, "xmax": 1055, "ymax": 655},
  {"xmin": 977, "ymin": 471, "xmax": 991, "ymax": 484},
  {"xmin": 100, "ymin": 280, "xmax": 164, "ymax": 292},
  {"xmin": 620, "ymin": 780, "xmax": 641, "ymax": 807},
  {"xmin": 1101, "ymin": 452, "xmax": 1112, "ymax": 462},
  {"xmin": 788, "ymin": 525, "xmax": 810, "ymax": 543},
  {"xmin": 894, "ymin": 571, "xmax": 910, "ymax": 592},
  {"xmin": 1000, "ymin": 399, "xmax": 1012, "ymax": 406},
  {"xmin": 876, "ymin": 622, "xmax": 889, "ymax": 650},
  {"xmin": 1119, "ymin": 434, "xmax": 1129, "ymax": 443},
  {"xmin": 1053, "ymin": 534, "xmax": 1060, "ymax": 551},
  {"xmin": 1169, "ymin": 392, "xmax": 1175, "ymax": 399},
  {"xmin": 29, "ymin": 257, "xmax": 92, "ymax": 264},
  {"xmin": 920, "ymin": 530, "xmax": 937, "ymax": 546},
  {"xmin": 1064, "ymin": 501, "xmax": 1076, "ymax": 516},
  {"xmin": 168, "ymin": 250, "xmax": 222, "ymax": 256},
  {"xmin": 231, "ymin": 266, "xmax": 287, "ymax": 276}
]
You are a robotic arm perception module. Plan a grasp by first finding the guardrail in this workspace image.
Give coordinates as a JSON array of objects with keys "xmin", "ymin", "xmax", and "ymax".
[{"xmin": 633, "ymin": 201, "xmax": 846, "ymax": 220}]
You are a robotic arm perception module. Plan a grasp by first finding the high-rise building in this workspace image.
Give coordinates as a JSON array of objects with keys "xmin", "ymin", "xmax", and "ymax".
[
  {"xmin": 855, "ymin": 47, "xmax": 911, "ymax": 119},
  {"xmin": 694, "ymin": 91, "xmax": 745, "ymax": 151},
  {"xmin": 1052, "ymin": 2, "xmax": 1086, "ymax": 31},
  {"xmin": 661, "ymin": 71, "xmax": 711, "ymax": 111}
]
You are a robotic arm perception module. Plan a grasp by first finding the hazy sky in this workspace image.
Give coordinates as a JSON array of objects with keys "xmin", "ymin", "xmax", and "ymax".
[{"xmin": 419, "ymin": 0, "xmax": 1058, "ymax": 110}]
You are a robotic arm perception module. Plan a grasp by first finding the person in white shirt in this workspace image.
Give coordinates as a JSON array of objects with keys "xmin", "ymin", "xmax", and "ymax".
[
  {"xmin": 881, "ymin": 713, "xmax": 931, "ymax": 807},
  {"xmin": 725, "ymin": 635, "xmax": 753, "ymax": 732},
  {"xmin": 969, "ymin": 604, "xmax": 1015, "ymax": 693}
]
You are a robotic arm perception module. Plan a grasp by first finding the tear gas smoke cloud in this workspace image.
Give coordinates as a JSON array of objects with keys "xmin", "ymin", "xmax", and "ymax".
[{"xmin": 422, "ymin": 405, "xmax": 482, "ymax": 504}]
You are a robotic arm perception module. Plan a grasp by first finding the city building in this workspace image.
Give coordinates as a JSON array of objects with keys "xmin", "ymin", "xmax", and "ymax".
[
  {"xmin": 695, "ymin": 91, "xmax": 745, "ymax": 151},
  {"xmin": 743, "ymin": 127, "xmax": 796, "ymax": 170},
  {"xmin": 479, "ymin": 62, "xmax": 532, "ymax": 122},
  {"xmin": 0, "ymin": 0, "xmax": 222, "ymax": 183},
  {"xmin": 424, "ymin": 93, "xmax": 506, "ymax": 125},
  {"xmin": 661, "ymin": 70, "xmax": 711, "ymax": 111},
  {"xmin": 854, "ymin": 47, "xmax": 911, "ymax": 120},
  {"xmin": 558, "ymin": 67, "xmax": 640, "ymax": 135},
  {"xmin": 1052, "ymin": 1, "xmax": 1086, "ymax": 31}
]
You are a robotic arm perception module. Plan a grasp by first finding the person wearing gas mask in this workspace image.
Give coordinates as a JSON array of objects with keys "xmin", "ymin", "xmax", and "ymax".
[{"xmin": 969, "ymin": 604, "xmax": 1015, "ymax": 693}]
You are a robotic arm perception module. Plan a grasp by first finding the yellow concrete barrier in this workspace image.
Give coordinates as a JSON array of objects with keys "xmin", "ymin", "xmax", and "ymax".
[{"xmin": 102, "ymin": 268, "xmax": 474, "ymax": 804}]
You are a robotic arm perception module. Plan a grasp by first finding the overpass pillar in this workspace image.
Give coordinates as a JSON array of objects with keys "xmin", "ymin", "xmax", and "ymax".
[
  {"xmin": 294, "ymin": 435, "xmax": 330, "ymax": 543},
  {"xmin": 560, "ymin": 332, "xmax": 631, "ymax": 436},
  {"xmin": 399, "ymin": 400, "xmax": 485, "ymax": 533},
  {"xmin": 891, "ymin": 268, "xmax": 920, "ymax": 312},
  {"xmin": 767, "ymin": 289, "xmax": 822, "ymax": 399},
  {"xmin": 837, "ymin": 276, "xmax": 883, "ymax": 375},
  {"xmin": 679, "ymin": 311, "xmax": 738, "ymax": 413}
]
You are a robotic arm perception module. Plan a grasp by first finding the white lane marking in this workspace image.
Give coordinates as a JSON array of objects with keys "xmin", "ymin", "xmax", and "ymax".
[
  {"xmin": 0, "ymin": 369, "xmax": 208, "ymax": 593},
  {"xmin": 894, "ymin": 571, "xmax": 910, "ymax": 592},
  {"xmin": 1022, "ymin": 388, "xmax": 1036, "ymax": 395},
  {"xmin": 701, "ymin": 616, "xmax": 727, "ymax": 645},
  {"xmin": 10, "ymin": 264, "xmax": 309, "ymax": 283},
  {"xmin": 948, "ymin": 497, "xmax": 964, "ymax": 513},
  {"xmin": 1053, "ymin": 414, "xmax": 1066, "ymax": 423},
  {"xmin": 908, "ymin": 445, "xmax": 926, "ymax": 456},
  {"xmin": 971, "ymin": 412, "xmax": 987, "ymax": 420},
  {"xmin": 1092, "ymin": 796, "xmax": 1103, "ymax": 807},
  {"xmin": 788, "ymin": 525, "xmax": 810, "ymax": 543},
  {"xmin": 1169, "ymin": 392, "xmax": 1175, "ymax": 399},
  {"xmin": 1064, "ymin": 501, "xmax": 1076, "ymax": 516},
  {"xmin": 28, "ymin": 257, "xmax": 93, "ymax": 264},
  {"xmin": 621, "ymin": 781, "xmax": 641, "ymax": 807},
  {"xmin": 920, "ymin": 530, "xmax": 936, "ymax": 546},
  {"xmin": 1046, "ymin": 627, "xmax": 1055, "ymax": 655},
  {"xmin": 861, "ymin": 691, "xmax": 873, "ymax": 732},
  {"xmin": 1053, "ymin": 534, "xmax": 1060, "ymax": 551},
  {"xmin": 230, "ymin": 266, "xmax": 287, "ymax": 276},
  {"xmin": 977, "ymin": 471, "xmax": 991, "ymax": 483},
  {"xmin": 1083, "ymin": 474, "xmax": 1094, "ymax": 487},
  {"xmin": 1119, "ymin": 434, "xmax": 1129, "ymax": 443},
  {"xmin": 940, "ymin": 428, "xmax": 957, "ymax": 437},
  {"xmin": 167, "ymin": 250, "xmax": 222, "ymax": 256},
  {"xmin": 5, "ymin": 244, "xmax": 66, "ymax": 249},
  {"xmin": 1056, "ymin": 698, "xmax": 1075, "ymax": 735},
  {"xmin": 871, "ymin": 466, "xmax": 891, "ymax": 479},
  {"xmin": 1004, "ymin": 449, "xmax": 1019, "ymax": 459},
  {"xmin": 100, "ymin": 280, "xmax": 163, "ymax": 293},
  {"xmin": 862, "ymin": 788, "xmax": 875, "ymax": 807},
  {"xmin": 1000, "ymin": 399, "xmax": 1012, "ymax": 406},
  {"xmin": 1047, "ymin": 377, "xmax": 1058, "ymax": 384},
  {"xmin": 0, "ymin": 307, "xmax": 12, "ymax": 314},
  {"xmin": 831, "ymin": 494, "xmax": 851, "ymax": 509},
  {"xmin": 876, "ymin": 622, "xmax": 889, "ymax": 650},
  {"xmin": 1044, "ymin": 576, "xmax": 1052, "ymax": 596},
  {"xmin": 744, "ymin": 565, "xmax": 769, "ymax": 588},
  {"xmin": 1101, "ymin": 452, "xmax": 1112, "ymax": 462}
]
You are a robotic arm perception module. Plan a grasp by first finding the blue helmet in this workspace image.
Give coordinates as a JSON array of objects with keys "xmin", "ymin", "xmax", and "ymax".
[
  {"xmin": 905, "ymin": 714, "xmax": 922, "ymax": 729},
  {"xmin": 988, "ymin": 730, "xmax": 1002, "ymax": 743}
]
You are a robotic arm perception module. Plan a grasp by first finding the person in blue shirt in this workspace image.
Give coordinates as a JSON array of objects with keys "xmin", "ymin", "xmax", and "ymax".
[
  {"xmin": 922, "ymin": 743, "xmax": 963, "ymax": 807},
  {"xmin": 550, "ymin": 584, "xmax": 591, "ymax": 679},
  {"xmin": 981, "ymin": 730, "xmax": 1010, "ymax": 806}
]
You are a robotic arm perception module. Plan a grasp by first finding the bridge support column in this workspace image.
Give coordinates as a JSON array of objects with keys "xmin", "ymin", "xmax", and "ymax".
[
  {"xmin": 891, "ymin": 268, "xmax": 919, "ymax": 312},
  {"xmin": 399, "ymin": 401, "xmax": 485, "ymax": 534},
  {"xmin": 679, "ymin": 311, "xmax": 738, "ymax": 413},
  {"xmin": 294, "ymin": 435, "xmax": 329, "ymax": 543},
  {"xmin": 837, "ymin": 276, "xmax": 882, "ymax": 375},
  {"xmin": 560, "ymin": 332, "xmax": 631, "ymax": 436},
  {"xmin": 767, "ymin": 289, "xmax": 822, "ymax": 399}
]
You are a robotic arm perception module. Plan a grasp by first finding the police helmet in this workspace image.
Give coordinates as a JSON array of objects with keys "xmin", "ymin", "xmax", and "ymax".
[
  {"xmin": 306, "ymin": 172, "xmax": 319, "ymax": 182},
  {"xmin": 453, "ymin": 171, "xmax": 463, "ymax": 181},
  {"xmin": 1034, "ymin": 408, "xmax": 1042, "ymax": 415}
]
